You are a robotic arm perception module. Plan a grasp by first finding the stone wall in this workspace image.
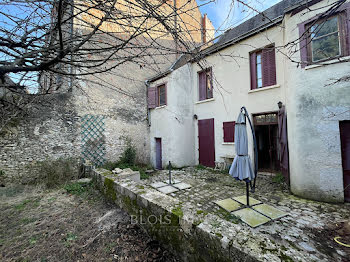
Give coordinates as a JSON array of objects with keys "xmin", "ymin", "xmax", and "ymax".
[
  {"xmin": 0, "ymin": 93, "xmax": 81, "ymax": 183},
  {"xmin": 87, "ymin": 167, "xmax": 258, "ymax": 262}
]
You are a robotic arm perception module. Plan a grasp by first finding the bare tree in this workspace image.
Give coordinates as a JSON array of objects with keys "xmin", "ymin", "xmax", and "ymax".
[{"xmin": 0, "ymin": 0, "xmax": 217, "ymax": 93}]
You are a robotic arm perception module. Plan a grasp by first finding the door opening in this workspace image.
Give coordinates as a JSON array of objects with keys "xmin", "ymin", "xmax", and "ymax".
[
  {"xmin": 253, "ymin": 112, "xmax": 280, "ymax": 172},
  {"xmin": 155, "ymin": 138, "xmax": 162, "ymax": 170},
  {"xmin": 340, "ymin": 121, "xmax": 350, "ymax": 202}
]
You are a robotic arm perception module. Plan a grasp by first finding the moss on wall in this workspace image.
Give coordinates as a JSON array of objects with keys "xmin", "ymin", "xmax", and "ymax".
[{"xmin": 103, "ymin": 177, "xmax": 117, "ymax": 202}]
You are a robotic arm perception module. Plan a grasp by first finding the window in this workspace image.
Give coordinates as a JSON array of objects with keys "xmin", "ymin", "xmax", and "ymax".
[
  {"xmin": 299, "ymin": 10, "xmax": 349, "ymax": 67},
  {"xmin": 309, "ymin": 16, "xmax": 341, "ymax": 62},
  {"xmin": 250, "ymin": 45, "xmax": 276, "ymax": 90},
  {"xmin": 198, "ymin": 67, "xmax": 213, "ymax": 101},
  {"xmin": 147, "ymin": 83, "xmax": 166, "ymax": 109},
  {"xmin": 223, "ymin": 121, "xmax": 235, "ymax": 142},
  {"xmin": 157, "ymin": 84, "xmax": 166, "ymax": 106}
]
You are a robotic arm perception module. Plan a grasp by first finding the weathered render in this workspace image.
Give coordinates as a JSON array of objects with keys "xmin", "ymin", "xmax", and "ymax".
[{"xmin": 284, "ymin": 0, "xmax": 350, "ymax": 202}]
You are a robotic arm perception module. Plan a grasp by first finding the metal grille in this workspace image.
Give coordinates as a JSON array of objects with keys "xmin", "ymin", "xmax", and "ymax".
[{"xmin": 81, "ymin": 114, "xmax": 106, "ymax": 166}]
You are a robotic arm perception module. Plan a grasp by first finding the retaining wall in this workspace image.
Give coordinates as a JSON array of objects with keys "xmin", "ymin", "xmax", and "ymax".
[{"xmin": 87, "ymin": 166, "xmax": 260, "ymax": 262}]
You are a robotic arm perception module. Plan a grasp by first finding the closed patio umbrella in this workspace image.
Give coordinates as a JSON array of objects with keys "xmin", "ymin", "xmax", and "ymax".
[
  {"xmin": 229, "ymin": 107, "xmax": 258, "ymax": 206},
  {"xmin": 229, "ymin": 112, "xmax": 255, "ymax": 181}
]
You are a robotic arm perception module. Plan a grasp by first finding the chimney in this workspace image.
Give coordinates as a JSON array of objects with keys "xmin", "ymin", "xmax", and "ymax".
[{"xmin": 202, "ymin": 14, "xmax": 207, "ymax": 44}]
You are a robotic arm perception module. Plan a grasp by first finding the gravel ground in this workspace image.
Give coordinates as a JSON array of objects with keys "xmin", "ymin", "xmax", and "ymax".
[{"xmin": 0, "ymin": 182, "xmax": 180, "ymax": 262}]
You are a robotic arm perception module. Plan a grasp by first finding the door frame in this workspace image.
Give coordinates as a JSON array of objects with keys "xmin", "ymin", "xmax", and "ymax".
[{"xmin": 252, "ymin": 111, "xmax": 279, "ymax": 172}]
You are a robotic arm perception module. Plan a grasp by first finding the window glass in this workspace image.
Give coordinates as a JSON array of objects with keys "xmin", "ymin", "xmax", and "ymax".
[
  {"xmin": 206, "ymin": 70, "xmax": 213, "ymax": 99},
  {"xmin": 158, "ymin": 85, "xmax": 166, "ymax": 106},
  {"xmin": 256, "ymin": 53, "xmax": 262, "ymax": 88},
  {"xmin": 310, "ymin": 16, "xmax": 340, "ymax": 62}
]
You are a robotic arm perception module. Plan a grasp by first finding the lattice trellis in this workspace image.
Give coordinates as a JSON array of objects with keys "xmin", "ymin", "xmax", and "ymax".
[{"xmin": 81, "ymin": 114, "xmax": 106, "ymax": 166}]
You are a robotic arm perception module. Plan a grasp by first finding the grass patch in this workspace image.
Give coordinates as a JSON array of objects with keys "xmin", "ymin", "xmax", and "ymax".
[
  {"xmin": 63, "ymin": 181, "xmax": 101, "ymax": 203},
  {"xmin": 63, "ymin": 232, "xmax": 78, "ymax": 247},
  {"xmin": 195, "ymin": 164, "xmax": 206, "ymax": 170},
  {"xmin": 15, "ymin": 199, "xmax": 40, "ymax": 211},
  {"xmin": 64, "ymin": 183, "xmax": 86, "ymax": 195},
  {"xmin": 29, "ymin": 236, "xmax": 37, "ymax": 245},
  {"xmin": 172, "ymin": 205, "xmax": 184, "ymax": 218},
  {"xmin": 0, "ymin": 185, "xmax": 25, "ymax": 198},
  {"xmin": 272, "ymin": 173, "xmax": 285, "ymax": 183},
  {"xmin": 21, "ymin": 217, "xmax": 37, "ymax": 225}
]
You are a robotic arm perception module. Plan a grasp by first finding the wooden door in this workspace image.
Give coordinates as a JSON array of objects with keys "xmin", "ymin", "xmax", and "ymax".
[
  {"xmin": 340, "ymin": 121, "xmax": 350, "ymax": 202},
  {"xmin": 198, "ymin": 119, "xmax": 215, "ymax": 167},
  {"xmin": 155, "ymin": 138, "xmax": 162, "ymax": 170}
]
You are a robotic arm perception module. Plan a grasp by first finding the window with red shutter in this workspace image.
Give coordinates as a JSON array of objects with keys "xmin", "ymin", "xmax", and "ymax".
[
  {"xmin": 198, "ymin": 67, "xmax": 213, "ymax": 101},
  {"xmin": 223, "ymin": 121, "xmax": 235, "ymax": 143},
  {"xmin": 250, "ymin": 45, "xmax": 276, "ymax": 89}
]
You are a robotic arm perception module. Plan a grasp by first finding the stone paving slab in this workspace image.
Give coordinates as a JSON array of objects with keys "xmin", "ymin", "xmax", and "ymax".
[
  {"xmin": 233, "ymin": 195, "xmax": 262, "ymax": 206},
  {"xmin": 233, "ymin": 208, "xmax": 271, "ymax": 228},
  {"xmin": 172, "ymin": 182, "xmax": 191, "ymax": 190},
  {"xmin": 150, "ymin": 182, "xmax": 168, "ymax": 188},
  {"xmin": 253, "ymin": 203, "xmax": 288, "ymax": 220},
  {"xmin": 157, "ymin": 185, "xmax": 179, "ymax": 194},
  {"xmin": 215, "ymin": 198, "xmax": 242, "ymax": 212}
]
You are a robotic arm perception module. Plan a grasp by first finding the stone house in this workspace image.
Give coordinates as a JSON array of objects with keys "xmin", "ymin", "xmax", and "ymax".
[{"xmin": 147, "ymin": 0, "xmax": 350, "ymax": 203}]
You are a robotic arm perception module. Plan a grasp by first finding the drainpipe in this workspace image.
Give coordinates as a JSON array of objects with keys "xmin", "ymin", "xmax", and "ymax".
[
  {"xmin": 69, "ymin": 0, "xmax": 74, "ymax": 91},
  {"xmin": 145, "ymin": 80, "xmax": 151, "ymax": 126}
]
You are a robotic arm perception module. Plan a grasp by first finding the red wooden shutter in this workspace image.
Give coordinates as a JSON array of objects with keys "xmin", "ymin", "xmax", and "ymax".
[
  {"xmin": 262, "ymin": 46, "xmax": 276, "ymax": 87},
  {"xmin": 223, "ymin": 121, "xmax": 235, "ymax": 142},
  {"xmin": 198, "ymin": 71, "xmax": 206, "ymax": 100},
  {"xmin": 346, "ymin": 8, "xmax": 350, "ymax": 56},
  {"xmin": 340, "ymin": 11, "xmax": 350, "ymax": 56},
  {"xmin": 298, "ymin": 23, "xmax": 308, "ymax": 68},
  {"xmin": 147, "ymin": 86, "xmax": 157, "ymax": 109},
  {"xmin": 250, "ymin": 52, "xmax": 257, "ymax": 90}
]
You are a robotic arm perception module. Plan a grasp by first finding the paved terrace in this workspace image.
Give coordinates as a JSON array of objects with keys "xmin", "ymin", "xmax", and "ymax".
[{"xmin": 141, "ymin": 167, "xmax": 350, "ymax": 262}]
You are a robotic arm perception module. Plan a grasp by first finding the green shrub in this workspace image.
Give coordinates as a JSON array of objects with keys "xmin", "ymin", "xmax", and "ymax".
[
  {"xmin": 64, "ymin": 183, "xmax": 86, "ymax": 195},
  {"xmin": 119, "ymin": 139, "xmax": 136, "ymax": 165},
  {"xmin": 38, "ymin": 158, "xmax": 78, "ymax": 188}
]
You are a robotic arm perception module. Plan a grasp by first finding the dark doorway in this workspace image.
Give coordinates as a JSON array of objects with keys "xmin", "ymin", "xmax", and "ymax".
[
  {"xmin": 198, "ymin": 118, "xmax": 215, "ymax": 167},
  {"xmin": 253, "ymin": 112, "xmax": 279, "ymax": 172},
  {"xmin": 155, "ymin": 138, "xmax": 162, "ymax": 169},
  {"xmin": 340, "ymin": 121, "xmax": 350, "ymax": 202}
]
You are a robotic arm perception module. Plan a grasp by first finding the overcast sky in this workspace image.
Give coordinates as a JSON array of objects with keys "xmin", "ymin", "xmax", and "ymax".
[{"xmin": 198, "ymin": 0, "xmax": 281, "ymax": 35}]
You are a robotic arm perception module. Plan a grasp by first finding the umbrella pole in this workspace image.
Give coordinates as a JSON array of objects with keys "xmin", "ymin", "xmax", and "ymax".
[
  {"xmin": 246, "ymin": 182, "xmax": 250, "ymax": 207},
  {"xmin": 168, "ymin": 161, "xmax": 172, "ymax": 185}
]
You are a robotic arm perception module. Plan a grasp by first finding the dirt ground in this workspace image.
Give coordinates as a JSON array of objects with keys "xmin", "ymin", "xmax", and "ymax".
[{"xmin": 0, "ymin": 182, "xmax": 180, "ymax": 262}]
